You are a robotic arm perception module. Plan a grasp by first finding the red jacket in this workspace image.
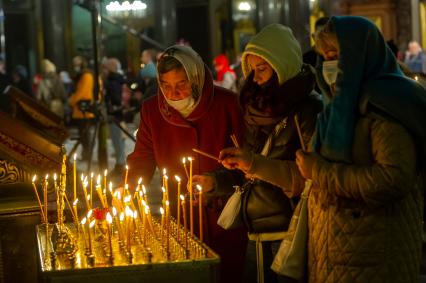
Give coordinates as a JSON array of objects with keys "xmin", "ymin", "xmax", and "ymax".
[{"xmin": 127, "ymin": 67, "xmax": 243, "ymax": 186}]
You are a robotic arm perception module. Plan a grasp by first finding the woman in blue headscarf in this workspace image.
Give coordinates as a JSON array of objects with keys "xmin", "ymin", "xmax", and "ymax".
[{"xmin": 295, "ymin": 16, "xmax": 426, "ymax": 282}]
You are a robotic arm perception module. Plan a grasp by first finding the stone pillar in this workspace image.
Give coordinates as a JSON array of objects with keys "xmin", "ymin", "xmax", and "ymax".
[
  {"xmin": 41, "ymin": 0, "xmax": 73, "ymax": 71},
  {"xmin": 154, "ymin": 0, "xmax": 177, "ymax": 47}
]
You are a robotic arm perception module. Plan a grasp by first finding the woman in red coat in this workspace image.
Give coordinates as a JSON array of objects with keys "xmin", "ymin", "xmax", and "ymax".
[{"xmin": 127, "ymin": 45, "xmax": 246, "ymax": 283}]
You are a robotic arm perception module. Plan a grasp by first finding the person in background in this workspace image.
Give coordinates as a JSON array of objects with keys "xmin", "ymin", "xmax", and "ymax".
[
  {"xmin": 139, "ymin": 48, "xmax": 158, "ymax": 100},
  {"xmin": 294, "ymin": 16, "xmax": 425, "ymax": 282},
  {"xmin": 37, "ymin": 59, "xmax": 67, "ymax": 117},
  {"xmin": 102, "ymin": 57, "xmax": 127, "ymax": 178},
  {"xmin": 69, "ymin": 55, "xmax": 95, "ymax": 161},
  {"xmin": 213, "ymin": 54, "xmax": 237, "ymax": 92},
  {"xmin": 12, "ymin": 65, "xmax": 33, "ymax": 97},
  {"xmin": 127, "ymin": 45, "xmax": 247, "ymax": 283},
  {"xmin": 303, "ymin": 17, "xmax": 330, "ymax": 69},
  {"xmin": 404, "ymin": 40, "xmax": 426, "ymax": 75},
  {"xmin": 200, "ymin": 24, "xmax": 322, "ymax": 283}
]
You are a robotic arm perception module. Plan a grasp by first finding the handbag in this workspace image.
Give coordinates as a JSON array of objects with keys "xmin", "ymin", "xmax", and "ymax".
[
  {"xmin": 217, "ymin": 117, "xmax": 288, "ymax": 230},
  {"xmin": 216, "ymin": 184, "xmax": 248, "ymax": 229},
  {"xmin": 270, "ymin": 179, "xmax": 312, "ymax": 281}
]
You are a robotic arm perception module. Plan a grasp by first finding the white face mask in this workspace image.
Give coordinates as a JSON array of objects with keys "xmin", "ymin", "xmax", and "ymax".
[
  {"xmin": 165, "ymin": 95, "xmax": 196, "ymax": 117},
  {"xmin": 322, "ymin": 60, "xmax": 339, "ymax": 86}
]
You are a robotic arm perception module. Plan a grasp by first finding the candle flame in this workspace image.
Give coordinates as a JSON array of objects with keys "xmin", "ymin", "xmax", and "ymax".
[
  {"xmin": 73, "ymin": 153, "xmax": 77, "ymax": 161},
  {"xmin": 32, "ymin": 175, "xmax": 36, "ymax": 182},
  {"xmin": 139, "ymin": 191, "xmax": 143, "ymax": 198},
  {"xmin": 175, "ymin": 175, "xmax": 181, "ymax": 182},
  {"xmin": 166, "ymin": 200, "xmax": 169, "ymax": 206},
  {"xmin": 96, "ymin": 174, "xmax": 101, "ymax": 185},
  {"xmin": 112, "ymin": 207, "xmax": 117, "ymax": 216},
  {"xmin": 142, "ymin": 185, "xmax": 146, "ymax": 194},
  {"xmin": 138, "ymin": 177, "xmax": 142, "ymax": 185},
  {"xmin": 81, "ymin": 217, "xmax": 87, "ymax": 225},
  {"xmin": 124, "ymin": 195, "xmax": 131, "ymax": 203},
  {"xmin": 104, "ymin": 169, "xmax": 108, "ymax": 176},
  {"xmin": 91, "ymin": 172, "xmax": 94, "ymax": 178},
  {"xmin": 160, "ymin": 207, "xmax": 164, "ymax": 215},
  {"xmin": 125, "ymin": 206, "xmax": 132, "ymax": 217},
  {"xmin": 73, "ymin": 198, "xmax": 79, "ymax": 206},
  {"xmin": 161, "ymin": 187, "xmax": 166, "ymax": 193},
  {"xmin": 163, "ymin": 168, "xmax": 167, "ymax": 175},
  {"xmin": 119, "ymin": 212, "xmax": 124, "ymax": 221},
  {"xmin": 45, "ymin": 174, "xmax": 49, "ymax": 180},
  {"xmin": 133, "ymin": 210, "xmax": 137, "ymax": 219},
  {"xmin": 54, "ymin": 173, "xmax": 57, "ymax": 181},
  {"xmin": 87, "ymin": 194, "xmax": 91, "ymax": 201},
  {"xmin": 142, "ymin": 200, "xmax": 146, "ymax": 206},
  {"xmin": 87, "ymin": 209, "xmax": 93, "ymax": 218},
  {"xmin": 81, "ymin": 173, "xmax": 85, "ymax": 182},
  {"xmin": 126, "ymin": 164, "xmax": 129, "ymax": 170},
  {"xmin": 125, "ymin": 184, "xmax": 129, "ymax": 190},
  {"xmin": 188, "ymin": 157, "xmax": 193, "ymax": 161},
  {"xmin": 89, "ymin": 219, "xmax": 96, "ymax": 228},
  {"xmin": 180, "ymin": 194, "xmax": 185, "ymax": 201},
  {"xmin": 164, "ymin": 175, "xmax": 168, "ymax": 180},
  {"xmin": 182, "ymin": 157, "xmax": 186, "ymax": 164},
  {"xmin": 117, "ymin": 191, "xmax": 121, "ymax": 200},
  {"xmin": 109, "ymin": 182, "xmax": 113, "ymax": 192},
  {"xmin": 145, "ymin": 206, "xmax": 148, "ymax": 214},
  {"xmin": 196, "ymin": 184, "xmax": 202, "ymax": 192},
  {"xmin": 106, "ymin": 212, "xmax": 112, "ymax": 223}
]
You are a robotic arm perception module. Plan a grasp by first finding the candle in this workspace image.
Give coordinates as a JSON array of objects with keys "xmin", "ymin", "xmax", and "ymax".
[
  {"xmin": 73, "ymin": 153, "xmax": 77, "ymax": 201},
  {"xmin": 197, "ymin": 185, "xmax": 203, "ymax": 242},
  {"xmin": 119, "ymin": 212, "xmax": 125, "ymax": 241},
  {"xmin": 162, "ymin": 168, "xmax": 167, "ymax": 188},
  {"xmin": 104, "ymin": 170, "xmax": 108, "ymax": 204},
  {"xmin": 106, "ymin": 212, "xmax": 113, "ymax": 257},
  {"xmin": 73, "ymin": 198, "xmax": 79, "ymax": 227},
  {"xmin": 188, "ymin": 157, "xmax": 193, "ymax": 236},
  {"xmin": 89, "ymin": 219, "xmax": 96, "ymax": 255},
  {"xmin": 143, "ymin": 206, "xmax": 148, "ymax": 246},
  {"xmin": 160, "ymin": 207, "xmax": 165, "ymax": 243},
  {"xmin": 182, "ymin": 157, "xmax": 189, "ymax": 179},
  {"xmin": 161, "ymin": 187, "xmax": 166, "ymax": 208},
  {"xmin": 165, "ymin": 200, "xmax": 170, "ymax": 255},
  {"xmin": 81, "ymin": 217, "xmax": 88, "ymax": 252},
  {"xmin": 180, "ymin": 194, "xmax": 188, "ymax": 251},
  {"xmin": 125, "ymin": 207, "xmax": 132, "ymax": 253},
  {"xmin": 44, "ymin": 174, "xmax": 49, "ymax": 224},
  {"xmin": 90, "ymin": 172, "xmax": 94, "ymax": 208},
  {"xmin": 31, "ymin": 175, "xmax": 46, "ymax": 223},
  {"xmin": 164, "ymin": 175, "xmax": 169, "ymax": 201},
  {"xmin": 124, "ymin": 165, "xmax": 129, "ymax": 185},
  {"xmin": 174, "ymin": 175, "xmax": 181, "ymax": 241}
]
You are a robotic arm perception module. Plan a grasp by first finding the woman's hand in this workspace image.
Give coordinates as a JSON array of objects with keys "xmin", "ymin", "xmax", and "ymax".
[
  {"xmin": 219, "ymin": 147, "xmax": 253, "ymax": 172},
  {"xmin": 192, "ymin": 175, "xmax": 215, "ymax": 193},
  {"xmin": 295, "ymin": 150, "xmax": 318, "ymax": 179}
]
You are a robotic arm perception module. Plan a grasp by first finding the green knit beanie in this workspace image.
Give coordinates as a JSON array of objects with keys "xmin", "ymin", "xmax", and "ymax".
[{"xmin": 242, "ymin": 24, "xmax": 302, "ymax": 85}]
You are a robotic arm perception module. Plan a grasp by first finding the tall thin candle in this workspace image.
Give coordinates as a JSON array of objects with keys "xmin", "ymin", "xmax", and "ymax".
[
  {"xmin": 175, "ymin": 175, "xmax": 181, "ymax": 241},
  {"xmin": 197, "ymin": 185, "xmax": 203, "ymax": 242},
  {"xmin": 188, "ymin": 157, "xmax": 193, "ymax": 236},
  {"xmin": 73, "ymin": 154, "xmax": 77, "ymax": 201},
  {"xmin": 32, "ymin": 175, "xmax": 46, "ymax": 222},
  {"xmin": 180, "ymin": 194, "xmax": 188, "ymax": 251}
]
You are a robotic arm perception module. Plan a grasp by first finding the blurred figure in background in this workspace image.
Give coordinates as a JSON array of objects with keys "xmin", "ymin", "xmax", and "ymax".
[
  {"xmin": 37, "ymin": 59, "xmax": 66, "ymax": 117},
  {"xmin": 139, "ymin": 48, "xmax": 158, "ymax": 100},
  {"xmin": 404, "ymin": 40, "xmax": 426, "ymax": 75},
  {"xmin": 213, "ymin": 54, "xmax": 237, "ymax": 92},
  {"xmin": 12, "ymin": 65, "xmax": 33, "ymax": 97},
  {"xmin": 102, "ymin": 57, "xmax": 127, "ymax": 177},
  {"xmin": 69, "ymin": 55, "xmax": 95, "ymax": 161}
]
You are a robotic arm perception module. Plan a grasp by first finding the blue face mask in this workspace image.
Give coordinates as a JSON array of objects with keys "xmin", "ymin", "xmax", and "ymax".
[{"xmin": 322, "ymin": 60, "xmax": 339, "ymax": 86}]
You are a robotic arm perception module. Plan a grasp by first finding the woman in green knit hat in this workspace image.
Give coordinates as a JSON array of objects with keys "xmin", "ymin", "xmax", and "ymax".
[{"xmin": 195, "ymin": 24, "xmax": 322, "ymax": 282}]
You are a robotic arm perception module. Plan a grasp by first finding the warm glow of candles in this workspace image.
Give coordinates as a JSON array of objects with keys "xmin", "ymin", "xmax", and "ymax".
[
  {"xmin": 44, "ymin": 174, "xmax": 49, "ymax": 224},
  {"xmin": 90, "ymin": 172, "xmax": 94, "ymax": 208},
  {"xmin": 160, "ymin": 207, "xmax": 165, "ymax": 242},
  {"xmin": 73, "ymin": 198, "xmax": 79, "ymax": 225},
  {"xmin": 32, "ymin": 175, "xmax": 46, "ymax": 222},
  {"xmin": 81, "ymin": 217, "xmax": 87, "ymax": 251},
  {"xmin": 165, "ymin": 200, "xmax": 170, "ymax": 255},
  {"xmin": 197, "ymin": 184, "xmax": 203, "ymax": 242},
  {"xmin": 182, "ymin": 157, "xmax": 189, "ymax": 178},
  {"xmin": 161, "ymin": 186, "xmax": 166, "ymax": 208},
  {"xmin": 104, "ymin": 169, "xmax": 108, "ymax": 200},
  {"xmin": 109, "ymin": 181, "xmax": 113, "ymax": 193},
  {"xmin": 106, "ymin": 212, "xmax": 113, "ymax": 257},
  {"xmin": 89, "ymin": 219, "xmax": 96, "ymax": 254},
  {"xmin": 73, "ymin": 153, "xmax": 77, "ymax": 201}
]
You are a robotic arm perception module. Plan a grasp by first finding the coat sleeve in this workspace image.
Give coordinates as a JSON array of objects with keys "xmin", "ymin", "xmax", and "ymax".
[
  {"xmin": 126, "ymin": 104, "xmax": 157, "ymax": 185},
  {"xmin": 312, "ymin": 120, "xmax": 417, "ymax": 206}
]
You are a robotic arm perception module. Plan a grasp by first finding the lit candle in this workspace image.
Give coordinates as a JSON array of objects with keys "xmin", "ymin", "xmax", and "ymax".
[
  {"xmin": 182, "ymin": 157, "xmax": 189, "ymax": 178},
  {"xmin": 174, "ymin": 175, "xmax": 181, "ymax": 240},
  {"xmin": 89, "ymin": 219, "xmax": 96, "ymax": 255},
  {"xmin": 106, "ymin": 212, "xmax": 113, "ymax": 257},
  {"xmin": 143, "ymin": 206, "xmax": 148, "ymax": 246},
  {"xmin": 96, "ymin": 175, "xmax": 106, "ymax": 208},
  {"xmin": 53, "ymin": 173, "xmax": 58, "ymax": 192},
  {"xmin": 104, "ymin": 169, "xmax": 108, "ymax": 204},
  {"xmin": 73, "ymin": 198, "xmax": 79, "ymax": 226},
  {"xmin": 160, "ymin": 207, "xmax": 165, "ymax": 243},
  {"xmin": 81, "ymin": 217, "xmax": 88, "ymax": 252},
  {"xmin": 90, "ymin": 172, "xmax": 94, "ymax": 208},
  {"xmin": 164, "ymin": 175, "xmax": 169, "ymax": 201},
  {"xmin": 82, "ymin": 178, "xmax": 90, "ymax": 210},
  {"xmin": 124, "ymin": 165, "xmax": 129, "ymax": 185},
  {"xmin": 188, "ymin": 157, "xmax": 193, "ymax": 236},
  {"xmin": 31, "ymin": 175, "xmax": 46, "ymax": 223},
  {"xmin": 180, "ymin": 194, "xmax": 188, "ymax": 251},
  {"xmin": 161, "ymin": 186, "xmax": 166, "ymax": 208},
  {"xmin": 165, "ymin": 200, "xmax": 170, "ymax": 255},
  {"xmin": 109, "ymin": 181, "xmax": 113, "ymax": 194},
  {"xmin": 162, "ymin": 168, "xmax": 167, "ymax": 188},
  {"xmin": 119, "ymin": 211, "xmax": 125, "ymax": 241},
  {"xmin": 197, "ymin": 184, "xmax": 203, "ymax": 242},
  {"xmin": 125, "ymin": 207, "xmax": 132, "ymax": 253},
  {"xmin": 73, "ymin": 153, "xmax": 77, "ymax": 201}
]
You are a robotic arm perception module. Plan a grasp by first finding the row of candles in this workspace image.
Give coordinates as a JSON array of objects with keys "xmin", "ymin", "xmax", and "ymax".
[{"xmin": 32, "ymin": 154, "xmax": 205, "ymax": 265}]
